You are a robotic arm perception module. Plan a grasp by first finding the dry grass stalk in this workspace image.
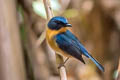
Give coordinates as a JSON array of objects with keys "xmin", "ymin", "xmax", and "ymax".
[{"xmin": 41, "ymin": 0, "xmax": 68, "ymax": 80}]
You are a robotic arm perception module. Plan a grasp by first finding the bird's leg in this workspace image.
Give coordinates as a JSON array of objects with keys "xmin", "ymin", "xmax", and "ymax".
[
  {"xmin": 63, "ymin": 57, "xmax": 69, "ymax": 65},
  {"xmin": 58, "ymin": 57, "xmax": 69, "ymax": 69}
]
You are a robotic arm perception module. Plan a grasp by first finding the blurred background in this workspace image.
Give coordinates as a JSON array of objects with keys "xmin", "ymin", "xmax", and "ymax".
[{"xmin": 0, "ymin": 0, "xmax": 120, "ymax": 80}]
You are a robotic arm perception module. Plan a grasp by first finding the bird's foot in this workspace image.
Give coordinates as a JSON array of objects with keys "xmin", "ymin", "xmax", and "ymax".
[
  {"xmin": 58, "ymin": 57, "xmax": 69, "ymax": 69},
  {"xmin": 58, "ymin": 64, "xmax": 65, "ymax": 69}
]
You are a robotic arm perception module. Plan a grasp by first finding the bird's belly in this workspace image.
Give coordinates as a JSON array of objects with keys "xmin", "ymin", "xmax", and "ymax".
[
  {"xmin": 46, "ymin": 28, "xmax": 72, "ymax": 57},
  {"xmin": 47, "ymin": 38, "xmax": 70, "ymax": 57}
]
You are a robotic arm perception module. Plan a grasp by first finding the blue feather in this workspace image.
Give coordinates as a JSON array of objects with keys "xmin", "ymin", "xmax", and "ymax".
[
  {"xmin": 55, "ymin": 30, "xmax": 104, "ymax": 72},
  {"xmin": 47, "ymin": 16, "xmax": 104, "ymax": 72},
  {"xmin": 86, "ymin": 53, "xmax": 104, "ymax": 72},
  {"xmin": 55, "ymin": 33, "xmax": 85, "ymax": 64}
]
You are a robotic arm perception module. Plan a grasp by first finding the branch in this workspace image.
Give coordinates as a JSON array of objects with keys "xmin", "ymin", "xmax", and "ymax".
[
  {"xmin": 42, "ymin": 0, "xmax": 67, "ymax": 80},
  {"xmin": 36, "ymin": 0, "xmax": 53, "ymax": 46},
  {"xmin": 56, "ymin": 54, "xmax": 67, "ymax": 80},
  {"xmin": 59, "ymin": 67, "xmax": 67, "ymax": 80},
  {"xmin": 43, "ymin": 0, "xmax": 54, "ymax": 19}
]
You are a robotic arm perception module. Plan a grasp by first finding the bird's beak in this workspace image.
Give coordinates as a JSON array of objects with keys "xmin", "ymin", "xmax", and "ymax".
[{"xmin": 65, "ymin": 23, "xmax": 72, "ymax": 27}]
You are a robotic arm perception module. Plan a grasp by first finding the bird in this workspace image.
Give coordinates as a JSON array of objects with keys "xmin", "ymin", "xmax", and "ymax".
[{"xmin": 46, "ymin": 16, "xmax": 104, "ymax": 72}]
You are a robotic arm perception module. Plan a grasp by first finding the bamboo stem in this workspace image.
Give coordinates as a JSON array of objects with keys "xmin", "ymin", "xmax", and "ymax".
[
  {"xmin": 43, "ymin": 0, "xmax": 67, "ymax": 80},
  {"xmin": 59, "ymin": 67, "xmax": 67, "ymax": 80},
  {"xmin": 56, "ymin": 54, "xmax": 67, "ymax": 80},
  {"xmin": 36, "ymin": 0, "xmax": 54, "ymax": 46},
  {"xmin": 43, "ymin": 0, "xmax": 54, "ymax": 19}
]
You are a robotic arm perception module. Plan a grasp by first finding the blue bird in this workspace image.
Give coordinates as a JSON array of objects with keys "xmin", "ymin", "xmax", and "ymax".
[{"xmin": 46, "ymin": 16, "xmax": 104, "ymax": 72}]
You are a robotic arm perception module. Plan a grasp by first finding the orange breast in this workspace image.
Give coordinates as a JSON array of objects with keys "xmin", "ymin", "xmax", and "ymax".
[{"xmin": 46, "ymin": 28, "xmax": 71, "ymax": 57}]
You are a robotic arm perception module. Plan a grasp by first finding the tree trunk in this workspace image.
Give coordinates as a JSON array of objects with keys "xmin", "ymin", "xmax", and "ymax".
[{"xmin": 0, "ymin": 0, "xmax": 27, "ymax": 80}]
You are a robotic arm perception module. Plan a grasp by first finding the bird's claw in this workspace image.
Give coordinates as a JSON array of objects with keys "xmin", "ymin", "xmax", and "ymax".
[{"xmin": 58, "ymin": 64, "xmax": 65, "ymax": 69}]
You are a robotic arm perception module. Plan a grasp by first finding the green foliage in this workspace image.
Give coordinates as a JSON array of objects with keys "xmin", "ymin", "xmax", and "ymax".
[
  {"xmin": 18, "ymin": 5, "xmax": 27, "ymax": 43},
  {"xmin": 32, "ymin": 0, "xmax": 61, "ymax": 19},
  {"xmin": 63, "ymin": 9, "xmax": 79, "ymax": 18},
  {"xmin": 113, "ymin": 70, "xmax": 119, "ymax": 79}
]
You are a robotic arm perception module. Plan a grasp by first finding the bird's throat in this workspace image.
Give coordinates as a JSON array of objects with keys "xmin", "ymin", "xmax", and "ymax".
[{"xmin": 46, "ymin": 27, "xmax": 67, "ymax": 39}]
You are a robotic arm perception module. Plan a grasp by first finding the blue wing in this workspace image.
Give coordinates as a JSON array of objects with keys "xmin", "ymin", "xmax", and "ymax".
[
  {"xmin": 55, "ymin": 32, "xmax": 85, "ymax": 64},
  {"xmin": 55, "ymin": 30, "xmax": 104, "ymax": 72},
  {"xmin": 65, "ymin": 30, "xmax": 90, "ymax": 57}
]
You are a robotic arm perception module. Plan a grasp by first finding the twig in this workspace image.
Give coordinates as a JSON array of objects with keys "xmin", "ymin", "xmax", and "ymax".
[
  {"xmin": 42, "ymin": 0, "xmax": 67, "ymax": 80},
  {"xmin": 36, "ymin": 0, "xmax": 53, "ymax": 46},
  {"xmin": 59, "ymin": 67, "xmax": 67, "ymax": 80},
  {"xmin": 36, "ymin": 30, "xmax": 46, "ymax": 46},
  {"xmin": 43, "ymin": 0, "xmax": 54, "ymax": 19},
  {"xmin": 56, "ymin": 54, "xmax": 67, "ymax": 80}
]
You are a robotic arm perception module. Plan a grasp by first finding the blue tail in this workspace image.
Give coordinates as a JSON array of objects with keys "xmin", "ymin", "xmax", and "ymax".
[{"xmin": 86, "ymin": 53, "xmax": 104, "ymax": 72}]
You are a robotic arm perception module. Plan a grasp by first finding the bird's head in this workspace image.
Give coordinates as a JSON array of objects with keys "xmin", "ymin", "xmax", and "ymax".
[{"xmin": 48, "ymin": 16, "xmax": 72, "ymax": 30}]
